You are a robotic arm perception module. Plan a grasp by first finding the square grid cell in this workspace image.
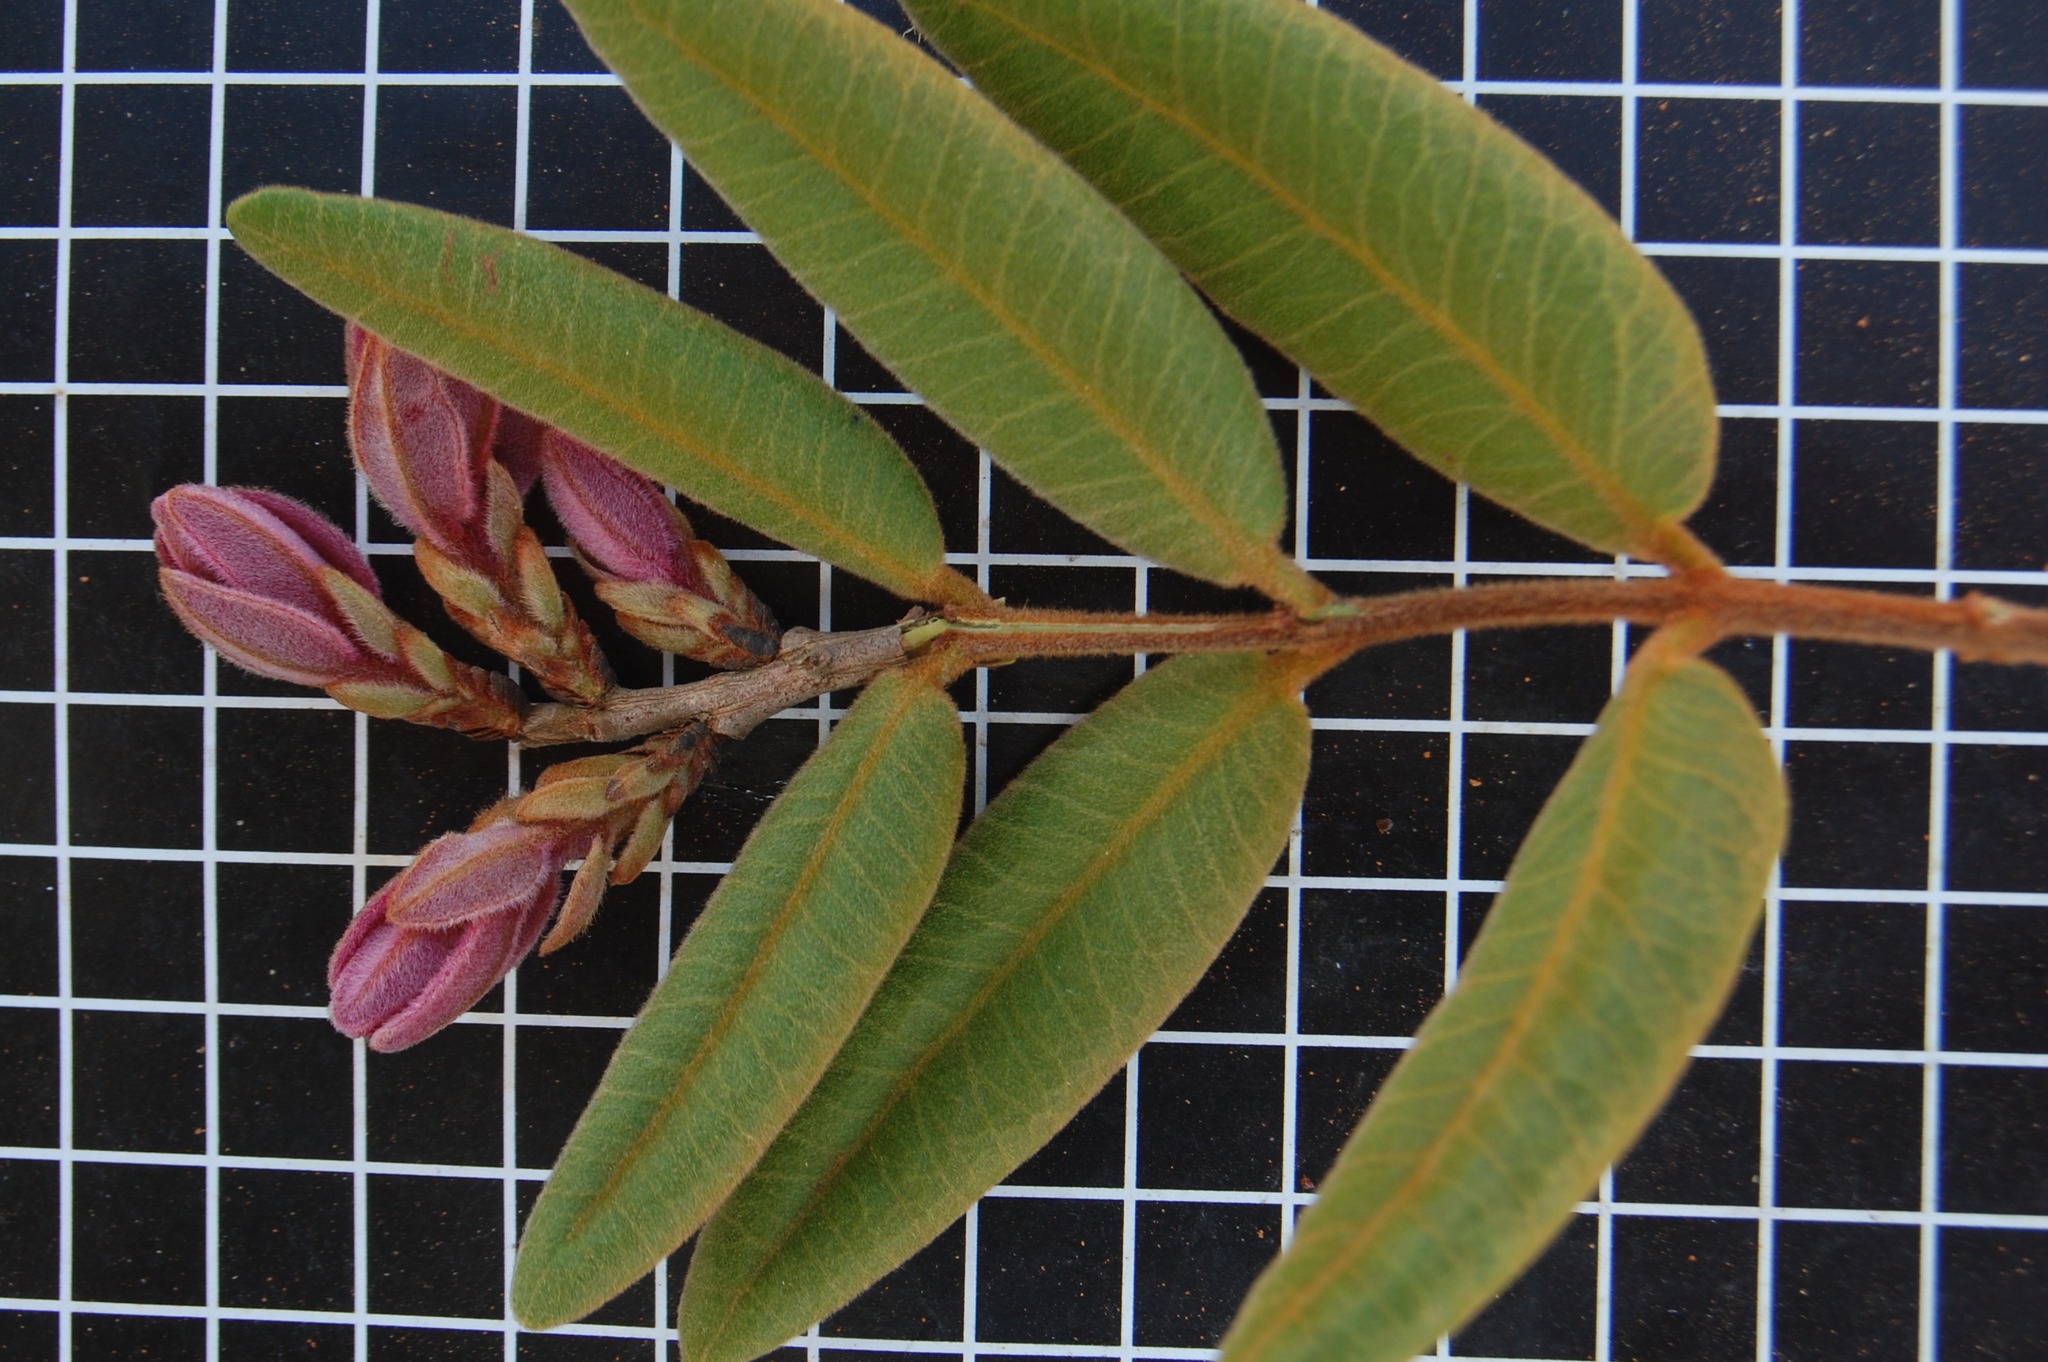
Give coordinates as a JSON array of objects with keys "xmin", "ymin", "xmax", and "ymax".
[{"xmin": 3, "ymin": 1, "xmax": 2045, "ymax": 1360}]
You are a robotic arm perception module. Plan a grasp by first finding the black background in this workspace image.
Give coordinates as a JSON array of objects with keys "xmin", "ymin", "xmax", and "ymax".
[{"xmin": 4, "ymin": 0, "xmax": 2047, "ymax": 1359}]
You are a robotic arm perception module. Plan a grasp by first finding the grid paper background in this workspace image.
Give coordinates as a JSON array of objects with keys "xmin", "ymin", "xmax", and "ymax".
[{"xmin": 3, "ymin": 0, "xmax": 2047, "ymax": 1358}]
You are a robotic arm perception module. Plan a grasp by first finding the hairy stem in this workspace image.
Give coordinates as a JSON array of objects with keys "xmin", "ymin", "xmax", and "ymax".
[
  {"xmin": 519, "ymin": 625, "xmax": 909, "ymax": 745},
  {"xmin": 516, "ymin": 573, "xmax": 2048, "ymax": 747}
]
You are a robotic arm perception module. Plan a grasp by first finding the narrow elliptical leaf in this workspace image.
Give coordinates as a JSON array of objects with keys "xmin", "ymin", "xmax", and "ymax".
[
  {"xmin": 226, "ymin": 189, "xmax": 975, "ymax": 605},
  {"xmin": 1220, "ymin": 636, "xmax": 1785, "ymax": 1362},
  {"xmin": 510, "ymin": 672, "xmax": 964, "ymax": 1330},
  {"xmin": 558, "ymin": 0, "xmax": 1320, "ymax": 607},
  {"xmin": 902, "ymin": 0, "xmax": 1720, "ymax": 566},
  {"xmin": 680, "ymin": 652, "xmax": 1313, "ymax": 1362}
]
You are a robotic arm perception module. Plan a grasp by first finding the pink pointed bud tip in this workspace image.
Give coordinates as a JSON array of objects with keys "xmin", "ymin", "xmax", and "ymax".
[
  {"xmin": 327, "ymin": 821, "xmax": 570, "ymax": 1052},
  {"xmin": 152, "ymin": 485, "xmax": 385, "ymax": 687},
  {"xmin": 539, "ymin": 429, "xmax": 704, "ymax": 590},
  {"xmin": 152, "ymin": 484, "xmax": 379, "ymax": 600},
  {"xmin": 347, "ymin": 328, "xmax": 504, "ymax": 556}
]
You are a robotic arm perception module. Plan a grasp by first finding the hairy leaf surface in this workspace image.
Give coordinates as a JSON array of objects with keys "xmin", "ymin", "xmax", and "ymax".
[
  {"xmin": 560, "ymin": 0, "xmax": 1319, "ymax": 605},
  {"xmin": 510, "ymin": 672, "xmax": 964, "ymax": 1330},
  {"xmin": 902, "ymin": 0, "xmax": 1719, "ymax": 563},
  {"xmin": 1221, "ymin": 645, "xmax": 1785, "ymax": 1362},
  {"xmin": 226, "ymin": 188, "xmax": 972, "ymax": 604},
  {"xmin": 680, "ymin": 652, "xmax": 1313, "ymax": 1362}
]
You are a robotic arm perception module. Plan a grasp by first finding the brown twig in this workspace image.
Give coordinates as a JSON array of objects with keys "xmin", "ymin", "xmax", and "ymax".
[
  {"xmin": 515, "ymin": 574, "xmax": 2048, "ymax": 748},
  {"xmin": 519, "ymin": 625, "xmax": 909, "ymax": 745}
]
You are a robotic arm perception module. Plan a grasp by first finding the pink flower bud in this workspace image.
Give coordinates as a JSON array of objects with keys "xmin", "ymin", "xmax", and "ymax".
[
  {"xmin": 539, "ymin": 429, "xmax": 704, "ymax": 589},
  {"xmin": 153, "ymin": 485, "xmax": 383, "ymax": 686},
  {"xmin": 327, "ymin": 820, "xmax": 571, "ymax": 1052},
  {"xmin": 378, "ymin": 819, "xmax": 570, "ymax": 929},
  {"xmin": 491, "ymin": 406, "xmax": 547, "ymax": 496},
  {"xmin": 540, "ymin": 430, "xmax": 780, "ymax": 669},
  {"xmin": 347, "ymin": 324, "xmax": 500, "ymax": 558},
  {"xmin": 344, "ymin": 318, "xmax": 375, "ymax": 387}
]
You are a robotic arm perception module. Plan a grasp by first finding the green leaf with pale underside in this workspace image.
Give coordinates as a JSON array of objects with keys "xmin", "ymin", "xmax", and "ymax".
[
  {"xmin": 226, "ymin": 188, "xmax": 973, "ymax": 605},
  {"xmin": 680, "ymin": 652, "xmax": 1313, "ymax": 1362},
  {"xmin": 510, "ymin": 672, "xmax": 964, "ymax": 1330},
  {"xmin": 1220, "ymin": 642, "xmax": 1785, "ymax": 1362},
  {"xmin": 559, "ymin": 0, "xmax": 1319, "ymax": 607},
  {"xmin": 902, "ymin": 0, "xmax": 1720, "ymax": 565}
]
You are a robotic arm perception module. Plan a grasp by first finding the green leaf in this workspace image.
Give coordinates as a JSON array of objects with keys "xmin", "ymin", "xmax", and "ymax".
[
  {"xmin": 226, "ymin": 188, "xmax": 975, "ymax": 605},
  {"xmin": 510, "ymin": 671, "xmax": 964, "ymax": 1330},
  {"xmin": 558, "ymin": 0, "xmax": 1321, "ymax": 607},
  {"xmin": 900, "ymin": 0, "xmax": 1720, "ymax": 566},
  {"xmin": 681, "ymin": 652, "xmax": 1314, "ymax": 1362},
  {"xmin": 1220, "ymin": 640, "xmax": 1785, "ymax": 1362}
]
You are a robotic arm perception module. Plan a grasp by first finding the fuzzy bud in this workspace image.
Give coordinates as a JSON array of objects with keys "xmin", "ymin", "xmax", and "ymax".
[
  {"xmin": 328, "ymin": 819, "xmax": 573, "ymax": 1052},
  {"xmin": 347, "ymin": 324, "xmax": 501, "ymax": 561},
  {"xmin": 154, "ymin": 485, "xmax": 384, "ymax": 687},
  {"xmin": 153, "ymin": 484, "xmax": 526, "ymax": 737},
  {"xmin": 346, "ymin": 328, "xmax": 614, "ymax": 705},
  {"xmin": 539, "ymin": 430, "xmax": 780, "ymax": 669},
  {"xmin": 326, "ymin": 722, "xmax": 722, "ymax": 1050},
  {"xmin": 491, "ymin": 406, "xmax": 547, "ymax": 496}
]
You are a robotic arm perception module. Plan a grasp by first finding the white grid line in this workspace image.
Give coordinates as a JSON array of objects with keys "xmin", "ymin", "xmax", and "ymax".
[{"xmin": 4, "ymin": 2, "xmax": 2045, "ymax": 1359}]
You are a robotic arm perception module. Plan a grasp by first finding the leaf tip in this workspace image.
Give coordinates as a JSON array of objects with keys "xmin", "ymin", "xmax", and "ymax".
[
  {"xmin": 224, "ymin": 184, "xmax": 335, "ymax": 266},
  {"xmin": 676, "ymin": 1288, "xmax": 770, "ymax": 1362},
  {"xmin": 224, "ymin": 183, "xmax": 299, "ymax": 229},
  {"xmin": 507, "ymin": 1251, "xmax": 577, "ymax": 1334}
]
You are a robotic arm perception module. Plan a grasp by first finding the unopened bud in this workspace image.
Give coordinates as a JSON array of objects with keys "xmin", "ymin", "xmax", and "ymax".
[
  {"xmin": 153, "ymin": 484, "xmax": 525, "ymax": 737},
  {"xmin": 347, "ymin": 324, "xmax": 501, "ymax": 561},
  {"xmin": 328, "ymin": 818, "xmax": 575, "ymax": 1052},
  {"xmin": 377, "ymin": 819, "xmax": 574, "ymax": 930},
  {"xmin": 153, "ymin": 486, "xmax": 383, "ymax": 686},
  {"xmin": 346, "ymin": 329, "xmax": 614, "ymax": 706},
  {"xmin": 539, "ymin": 430, "xmax": 780, "ymax": 669}
]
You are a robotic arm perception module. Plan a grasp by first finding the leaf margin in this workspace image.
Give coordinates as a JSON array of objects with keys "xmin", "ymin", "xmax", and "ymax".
[
  {"xmin": 898, "ymin": 0, "xmax": 1722, "ymax": 567},
  {"xmin": 509, "ymin": 669, "xmax": 967, "ymax": 1331},
  {"xmin": 559, "ymin": 0, "xmax": 1326, "ymax": 607},
  {"xmin": 226, "ymin": 186, "xmax": 979, "ymax": 606},
  {"xmin": 1219, "ymin": 632, "xmax": 1786, "ymax": 1362},
  {"xmin": 679, "ymin": 649, "xmax": 1317, "ymax": 1362}
]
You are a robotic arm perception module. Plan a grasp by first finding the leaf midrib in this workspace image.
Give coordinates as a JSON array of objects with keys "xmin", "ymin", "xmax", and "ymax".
[
  {"xmin": 1227, "ymin": 651, "xmax": 1668, "ymax": 1361},
  {"xmin": 560, "ymin": 679, "xmax": 932, "ymax": 1243},
  {"xmin": 611, "ymin": 0, "xmax": 1285, "ymax": 592},
  {"xmin": 695, "ymin": 667, "xmax": 1286, "ymax": 1353},
  {"xmin": 242, "ymin": 210, "xmax": 944, "ymax": 597},
  {"xmin": 942, "ymin": 0, "xmax": 1684, "ymax": 554}
]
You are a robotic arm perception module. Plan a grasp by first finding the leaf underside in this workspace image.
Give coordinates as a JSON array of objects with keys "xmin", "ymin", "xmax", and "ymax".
[
  {"xmin": 680, "ymin": 652, "xmax": 1314, "ymax": 1362},
  {"xmin": 1220, "ymin": 647, "xmax": 1786, "ymax": 1362},
  {"xmin": 226, "ymin": 188, "xmax": 968, "ymax": 604},
  {"xmin": 902, "ymin": 0, "xmax": 1719, "ymax": 561},
  {"xmin": 561, "ymin": 0, "xmax": 1318, "ymax": 605},
  {"xmin": 510, "ymin": 672, "xmax": 965, "ymax": 1330}
]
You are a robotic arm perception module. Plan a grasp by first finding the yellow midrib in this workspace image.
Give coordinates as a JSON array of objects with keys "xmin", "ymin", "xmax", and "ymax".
[
  {"xmin": 247, "ymin": 208, "xmax": 942, "ymax": 596},
  {"xmin": 554, "ymin": 678, "xmax": 940, "ymax": 1248},
  {"xmin": 613, "ymin": 0, "xmax": 1290, "ymax": 595},
  {"xmin": 694, "ymin": 661, "xmax": 1297, "ymax": 1356},
  {"xmin": 1228, "ymin": 653, "xmax": 1668, "ymax": 1361},
  {"xmin": 945, "ymin": 0, "xmax": 1701, "ymax": 557}
]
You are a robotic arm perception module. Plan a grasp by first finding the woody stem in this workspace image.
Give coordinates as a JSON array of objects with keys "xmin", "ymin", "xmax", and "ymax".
[{"xmin": 515, "ymin": 572, "xmax": 2048, "ymax": 747}]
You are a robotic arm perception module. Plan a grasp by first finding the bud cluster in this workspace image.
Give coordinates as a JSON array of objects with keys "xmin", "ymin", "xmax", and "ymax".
[
  {"xmin": 348, "ymin": 325, "xmax": 615, "ymax": 705},
  {"xmin": 153, "ymin": 485, "xmax": 526, "ymax": 737},
  {"xmin": 151, "ymin": 325, "xmax": 790, "ymax": 1052},
  {"xmin": 328, "ymin": 723, "xmax": 719, "ymax": 1051}
]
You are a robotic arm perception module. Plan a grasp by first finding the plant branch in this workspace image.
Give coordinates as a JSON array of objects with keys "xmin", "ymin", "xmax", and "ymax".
[
  {"xmin": 519, "ymin": 625, "xmax": 910, "ymax": 745},
  {"xmin": 516, "ymin": 574, "xmax": 2048, "ymax": 747}
]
